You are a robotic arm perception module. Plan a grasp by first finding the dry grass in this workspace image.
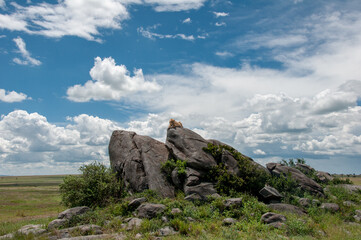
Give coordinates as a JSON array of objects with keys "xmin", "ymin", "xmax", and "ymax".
[{"xmin": 349, "ymin": 176, "xmax": 361, "ymax": 185}]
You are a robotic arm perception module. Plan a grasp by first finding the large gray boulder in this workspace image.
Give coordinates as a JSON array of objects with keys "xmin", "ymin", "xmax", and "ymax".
[
  {"xmin": 266, "ymin": 163, "xmax": 324, "ymax": 196},
  {"xmin": 184, "ymin": 182, "xmax": 217, "ymax": 200},
  {"xmin": 109, "ymin": 130, "xmax": 174, "ymax": 198},
  {"xmin": 268, "ymin": 203, "xmax": 306, "ymax": 215},
  {"xmin": 316, "ymin": 171, "xmax": 334, "ymax": 183},
  {"xmin": 58, "ymin": 206, "xmax": 90, "ymax": 220},
  {"xmin": 136, "ymin": 203, "xmax": 166, "ymax": 219},
  {"xmin": 259, "ymin": 186, "xmax": 283, "ymax": 203},
  {"xmin": 338, "ymin": 184, "xmax": 361, "ymax": 193},
  {"xmin": 166, "ymin": 128, "xmax": 217, "ymax": 170}
]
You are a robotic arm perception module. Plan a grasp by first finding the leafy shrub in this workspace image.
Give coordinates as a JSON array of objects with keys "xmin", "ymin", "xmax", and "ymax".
[
  {"xmin": 161, "ymin": 159, "xmax": 187, "ymax": 182},
  {"xmin": 330, "ymin": 177, "xmax": 353, "ymax": 185},
  {"xmin": 203, "ymin": 143, "xmax": 268, "ymax": 196},
  {"xmin": 60, "ymin": 162, "xmax": 123, "ymax": 208},
  {"xmin": 267, "ymin": 173, "xmax": 303, "ymax": 202}
]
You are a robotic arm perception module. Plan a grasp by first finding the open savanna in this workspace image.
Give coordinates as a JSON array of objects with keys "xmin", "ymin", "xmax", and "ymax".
[{"xmin": 0, "ymin": 175, "xmax": 68, "ymax": 235}]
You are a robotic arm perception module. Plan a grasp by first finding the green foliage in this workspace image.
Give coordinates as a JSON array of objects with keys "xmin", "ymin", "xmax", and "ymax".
[
  {"xmin": 59, "ymin": 162, "xmax": 123, "ymax": 208},
  {"xmin": 161, "ymin": 159, "xmax": 187, "ymax": 183},
  {"xmin": 286, "ymin": 217, "xmax": 315, "ymax": 236},
  {"xmin": 330, "ymin": 177, "xmax": 353, "ymax": 185},
  {"xmin": 280, "ymin": 158, "xmax": 305, "ymax": 167},
  {"xmin": 203, "ymin": 143, "xmax": 268, "ymax": 196},
  {"xmin": 267, "ymin": 173, "xmax": 304, "ymax": 203}
]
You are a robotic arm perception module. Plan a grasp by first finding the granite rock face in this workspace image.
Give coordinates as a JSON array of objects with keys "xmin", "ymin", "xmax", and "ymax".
[
  {"xmin": 109, "ymin": 130, "xmax": 175, "ymax": 198},
  {"xmin": 266, "ymin": 163, "xmax": 324, "ymax": 196}
]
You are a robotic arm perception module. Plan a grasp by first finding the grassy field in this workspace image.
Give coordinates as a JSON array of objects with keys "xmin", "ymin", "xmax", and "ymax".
[
  {"xmin": 0, "ymin": 175, "xmax": 68, "ymax": 235},
  {"xmin": 349, "ymin": 176, "xmax": 361, "ymax": 185}
]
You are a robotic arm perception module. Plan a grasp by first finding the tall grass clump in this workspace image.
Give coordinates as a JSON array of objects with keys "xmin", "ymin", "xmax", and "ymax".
[{"xmin": 60, "ymin": 162, "xmax": 123, "ymax": 208}]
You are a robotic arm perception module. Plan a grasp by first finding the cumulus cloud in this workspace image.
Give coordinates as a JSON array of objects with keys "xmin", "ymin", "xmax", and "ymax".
[
  {"xmin": 0, "ymin": 110, "xmax": 121, "ymax": 175},
  {"xmin": 213, "ymin": 11, "xmax": 229, "ymax": 17},
  {"xmin": 0, "ymin": 0, "xmax": 5, "ymax": 9},
  {"xmin": 67, "ymin": 57, "xmax": 161, "ymax": 102},
  {"xmin": 12, "ymin": 37, "xmax": 41, "ymax": 66},
  {"xmin": 0, "ymin": 89, "xmax": 29, "ymax": 102},
  {"xmin": 215, "ymin": 51, "xmax": 234, "ymax": 58}
]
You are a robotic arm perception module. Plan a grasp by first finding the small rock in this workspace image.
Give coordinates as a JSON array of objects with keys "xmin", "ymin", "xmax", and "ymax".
[
  {"xmin": 298, "ymin": 198, "xmax": 311, "ymax": 208},
  {"xmin": 161, "ymin": 216, "xmax": 169, "ymax": 223},
  {"xmin": 316, "ymin": 171, "xmax": 334, "ymax": 183},
  {"xmin": 158, "ymin": 226, "xmax": 177, "ymax": 236},
  {"xmin": 137, "ymin": 203, "xmax": 166, "ymax": 219},
  {"xmin": 48, "ymin": 218, "xmax": 68, "ymax": 230},
  {"xmin": 184, "ymin": 182, "xmax": 217, "ymax": 200},
  {"xmin": 135, "ymin": 233, "xmax": 142, "ymax": 239},
  {"xmin": 312, "ymin": 199, "xmax": 321, "ymax": 206},
  {"xmin": 261, "ymin": 212, "xmax": 287, "ymax": 225},
  {"xmin": 171, "ymin": 168, "xmax": 183, "ymax": 189},
  {"xmin": 354, "ymin": 210, "xmax": 361, "ymax": 222},
  {"xmin": 184, "ymin": 175, "xmax": 200, "ymax": 187},
  {"xmin": 259, "ymin": 186, "xmax": 283, "ymax": 203},
  {"xmin": 171, "ymin": 208, "xmax": 182, "ymax": 215},
  {"xmin": 320, "ymin": 203, "xmax": 340, "ymax": 212},
  {"xmin": 222, "ymin": 218, "xmax": 237, "ymax": 226},
  {"xmin": 343, "ymin": 201, "xmax": 355, "ymax": 207},
  {"xmin": 126, "ymin": 218, "xmax": 143, "ymax": 231},
  {"xmin": 18, "ymin": 224, "xmax": 46, "ymax": 235},
  {"xmin": 224, "ymin": 198, "xmax": 243, "ymax": 208},
  {"xmin": 268, "ymin": 221, "xmax": 286, "ymax": 229},
  {"xmin": 268, "ymin": 203, "xmax": 306, "ymax": 215},
  {"xmin": 128, "ymin": 197, "xmax": 147, "ymax": 209},
  {"xmin": 186, "ymin": 217, "xmax": 195, "ymax": 222},
  {"xmin": 184, "ymin": 193, "xmax": 202, "ymax": 202},
  {"xmin": 58, "ymin": 206, "xmax": 90, "ymax": 220}
]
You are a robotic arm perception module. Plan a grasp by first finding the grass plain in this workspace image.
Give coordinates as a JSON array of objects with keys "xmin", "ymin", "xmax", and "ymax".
[{"xmin": 0, "ymin": 175, "xmax": 68, "ymax": 235}]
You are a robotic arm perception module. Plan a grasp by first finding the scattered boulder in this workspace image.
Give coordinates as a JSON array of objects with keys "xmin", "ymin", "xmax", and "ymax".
[
  {"xmin": 268, "ymin": 203, "xmax": 306, "ymax": 215},
  {"xmin": 224, "ymin": 198, "xmax": 243, "ymax": 208},
  {"xmin": 137, "ymin": 203, "xmax": 166, "ymax": 219},
  {"xmin": 171, "ymin": 208, "xmax": 182, "ymax": 215},
  {"xmin": 184, "ymin": 193, "xmax": 202, "ymax": 202},
  {"xmin": 320, "ymin": 203, "xmax": 340, "ymax": 212},
  {"xmin": 18, "ymin": 224, "xmax": 46, "ymax": 236},
  {"xmin": 343, "ymin": 201, "xmax": 355, "ymax": 207},
  {"xmin": 338, "ymin": 184, "xmax": 361, "ymax": 193},
  {"xmin": 261, "ymin": 212, "xmax": 286, "ymax": 229},
  {"xmin": 126, "ymin": 218, "xmax": 143, "ymax": 231},
  {"xmin": 296, "ymin": 163, "xmax": 314, "ymax": 175},
  {"xmin": 54, "ymin": 224, "xmax": 103, "ymax": 238},
  {"xmin": 128, "ymin": 197, "xmax": 147, "ymax": 210},
  {"xmin": 184, "ymin": 182, "xmax": 217, "ymax": 200},
  {"xmin": 157, "ymin": 226, "xmax": 177, "ymax": 236},
  {"xmin": 223, "ymin": 218, "xmax": 237, "ymax": 226},
  {"xmin": 48, "ymin": 218, "xmax": 69, "ymax": 230},
  {"xmin": 298, "ymin": 198, "xmax": 311, "ymax": 208},
  {"xmin": 259, "ymin": 186, "xmax": 283, "ymax": 203},
  {"xmin": 266, "ymin": 163, "xmax": 324, "ymax": 196},
  {"xmin": 312, "ymin": 199, "xmax": 321, "ymax": 206},
  {"xmin": 109, "ymin": 130, "xmax": 175, "ymax": 198},
  {"xmin": 58, "ymin": 206, "xmax": 90, "ymax": 220},
  {"xmin": 354, "ymin": 210, "xmax": 361, "ymax": 222},
  {"xmin": 316, "ymin": 171, "xmax": 334, "ymax": 183}
]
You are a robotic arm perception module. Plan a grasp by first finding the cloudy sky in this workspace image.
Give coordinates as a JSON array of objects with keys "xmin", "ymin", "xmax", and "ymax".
[{"xmin": 1, "ymin": 0, "xmax": 361, "ymax": 175}]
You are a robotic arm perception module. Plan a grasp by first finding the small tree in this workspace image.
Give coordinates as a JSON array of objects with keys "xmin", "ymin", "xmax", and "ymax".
[{"xmin": 60, "ymin": 162, "xmax": 123, "ymax": 208}]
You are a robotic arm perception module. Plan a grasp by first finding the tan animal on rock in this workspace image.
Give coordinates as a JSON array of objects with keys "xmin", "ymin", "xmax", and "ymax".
[{"xmin": 168, "ymin": 118, "xmax": 183, "ymax": 129}]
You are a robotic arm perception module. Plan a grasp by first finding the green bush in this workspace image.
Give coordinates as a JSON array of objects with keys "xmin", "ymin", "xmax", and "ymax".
[
  {"xmin": 203, "ymin": 143, "xmax": 268, "ymax": 196},
  {"xmin": 59, "ymin": 162, "xmax": 123, "ymax": 208},
  {"xmin": 161, "ymin": 158, "xmax": 187, "ymax": 183}
]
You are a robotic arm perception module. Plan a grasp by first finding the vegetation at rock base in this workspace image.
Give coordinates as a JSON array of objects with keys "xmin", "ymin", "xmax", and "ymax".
[
  {"xmin": 59, "ymin": 162, "xmax": 124, "ymax": 208},
  {"xmin": 161, "ymin": 159, "xmax": 187, "ymax": 182},
  {"xmin": 203, "ymin": 143, "xmax": 268, "ymax": 196}
]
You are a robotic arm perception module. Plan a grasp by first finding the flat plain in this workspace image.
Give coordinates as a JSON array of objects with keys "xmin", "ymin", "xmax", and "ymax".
[{"xmin": 0, "ymin": 175, "xmax": 68, "ymax": 235}]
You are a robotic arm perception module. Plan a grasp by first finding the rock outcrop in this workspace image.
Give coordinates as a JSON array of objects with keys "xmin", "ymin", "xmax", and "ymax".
[
  {"xmin": 266, "ymin": 163, "xmax": 324, "ymax": 196},
  {"xmin": 109, "ymin": 130, "xmax": 175, "ymax": 198}
]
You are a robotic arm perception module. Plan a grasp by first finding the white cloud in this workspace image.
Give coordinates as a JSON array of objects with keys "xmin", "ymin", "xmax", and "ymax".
[
  {"xmin": 213, "ymin": 11, "xmax": 229, "ymax": 17},
  {"xmin": 12, "ymin": 37, "xmax": 41, "ymax": 66},
  {"xmin": 0, "ymin": 0, "xmax": 208, "ymax": 41},
  {"xmin": 215, "ymin": 22, "xmax": 226, "ymax": 27},
  {"xmin": 137, "ymin": 26, "xmax": 205, "ymax": 41},
  {"xmin": 0, "ymin": 89, "xmax": 29, "ymax": 102},
  {"xmin": 253, "ymin": 149, "xmax": 266, "ymax": 155},
  {"xmin": 143, "ymin": 0, "xmax": 207, "ymax": 12},
  {"xmin": 67, "ymin": 57, "xmax": 161, "ymax": 102},
  {"xmin": 215, "ymin": 51, "xmax": 234, "ymax": 58},
  {"xmin": 182, "ymin": 17, "xmax": 191, "ymax": 24},
  {"xmin": 0, "ymin": 0, "xmax": 5, "ymax": 9},
  {"xmin": 0, "ymin": 110, "xmax": 121, "ymax": 175}
]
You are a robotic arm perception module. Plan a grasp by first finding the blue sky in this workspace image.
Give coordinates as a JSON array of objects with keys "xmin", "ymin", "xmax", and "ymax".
[{"xmin": 1, "ymin": 0, "xmax": 361, "ymax": 175}]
